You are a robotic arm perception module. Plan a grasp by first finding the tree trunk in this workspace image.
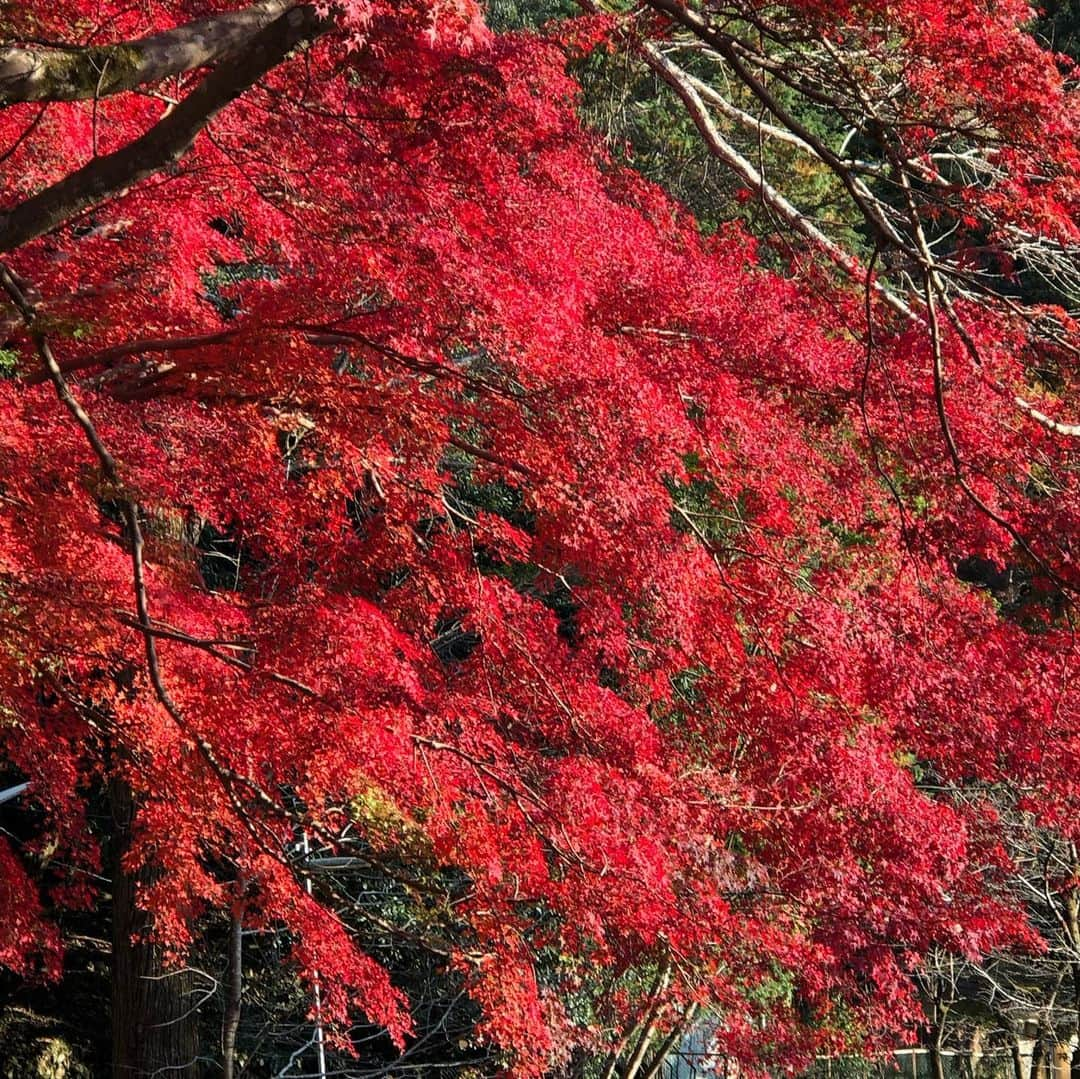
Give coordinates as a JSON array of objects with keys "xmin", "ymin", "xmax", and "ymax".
[
  {"xmin": 1071, "ymin": 957, "xmax": 1080, "ymax": 1079},
  {"xmin": 1011, "ymin": 1035, "xmax": 1027, "ymax": 1079},
  {"xmin": 1031, "ymin": 1036, "xmax": 1045, "ymax": 1079},
  {"xmin": 1067, "ymin": 856, "xmax": 1080, "ymax": 1079},
  {"xmin": 928, "ymin": 997, "xmax": 950, "ymax": 1079},
  {"xmin": 930, "ymin": 1041, "xmax": 948, "ymax": 1079},
  {"xmin": 222, "ymin": 908, "xmax": 243, "ymax": 1079},
  {"xmin": 111, "ymin": 780, "xmax": 202, "ymax": 1079}
]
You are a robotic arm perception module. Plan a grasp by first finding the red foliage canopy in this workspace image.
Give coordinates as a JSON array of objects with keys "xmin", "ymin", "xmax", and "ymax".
[{"xmin": 0, "ymin": 0, "xmax": 1076, "ymax": 1071}]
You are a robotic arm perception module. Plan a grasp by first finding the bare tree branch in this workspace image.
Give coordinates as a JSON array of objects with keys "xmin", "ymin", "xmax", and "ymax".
[{"xmin": 1015, "ymin": 395, "xmax": 1080, "ymax": 438}]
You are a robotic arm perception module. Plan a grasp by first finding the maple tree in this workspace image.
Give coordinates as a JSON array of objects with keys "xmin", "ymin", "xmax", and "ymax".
[{"xmin": 0, "ymin": 0, "xmax": 1077, "ymax": 1075}]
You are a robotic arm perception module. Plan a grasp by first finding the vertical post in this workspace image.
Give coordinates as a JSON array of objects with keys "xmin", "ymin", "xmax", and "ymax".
[{"xmin": 301, "ymin": 832, "xmax": 328, "ymax": 1079}]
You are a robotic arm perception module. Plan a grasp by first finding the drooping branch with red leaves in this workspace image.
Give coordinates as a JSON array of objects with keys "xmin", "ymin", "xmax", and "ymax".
[{"xmin": 0, "ymin": 0, "xmax": 1076, "ymax": 1075}]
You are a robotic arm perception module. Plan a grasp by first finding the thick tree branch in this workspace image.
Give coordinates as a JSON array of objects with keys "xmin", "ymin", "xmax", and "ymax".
[
  {"xmin": 0, "ymin": 5, "xmax": 326, "ymax": 255},
  {"xmin": 21, "ymin": 329, "xmax": 242, "ymax": 385},
  {"xmin": 0, "ymin": 0, "xmax": 296, "ymax": 107}
]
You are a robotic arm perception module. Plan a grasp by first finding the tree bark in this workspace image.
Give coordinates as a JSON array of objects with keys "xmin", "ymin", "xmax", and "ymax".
[
  {"xmin": 111, "ymin": 779, "xmax": 203, "ymax": 1079},
  {"xmin": 930, "ymin": 1039, "xmax": 948, "ymax": 1079},
  {"xmin": 1067, "ymin": 870, "xmax": 1080, "ymax": 1079},
  {"xmin": 0, "ymin": 4, "xmax": 326, "ymax": 255},
  {"xmin": 1032, "ymin": 1035, "xmax": 1046, "ymax": 1079},
  {"xmin": 1011, "ymin": 1034, "xmax": 1028, "ymax": 1079},
  {"xmin": 0, "ymin": 0, "xmax": 295, "ymax": 107},
  {"xmin": 221, "ymin": 907, "xmax": 243, "ymax": 1079}
]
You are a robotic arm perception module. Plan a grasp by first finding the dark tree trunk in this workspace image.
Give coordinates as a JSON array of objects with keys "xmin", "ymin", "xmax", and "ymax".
[
  {"xmin": 111, "ymin": 780, "xmax": 202, "ymax": 1079},
  {"xmin": 1031, "ymin": 1036, "xmax": 1045, "ymax": 1079},
  {"xmin": 930, "ymin": 1041, "xmax": 948, "ymax": 1079},
  {"xmin": 1072, "ymin": 960, "xmax": 1080, "ymax": 1079},
  {"xmin": 222, "ymin": 909, "xmax": 243, "ymax": 1079}
]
